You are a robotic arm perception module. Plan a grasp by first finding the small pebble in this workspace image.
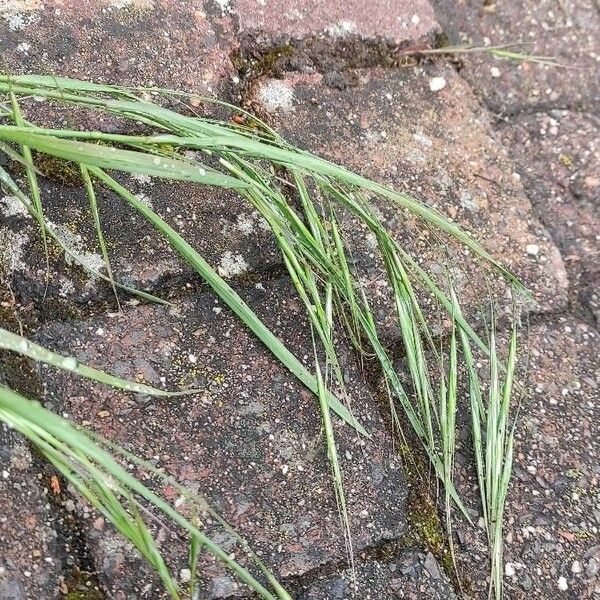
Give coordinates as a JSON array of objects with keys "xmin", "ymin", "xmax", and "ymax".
[
  {"xmin": 526, "ymin": 243, "xmax": 540, "ymax": 256},
  {"xmin": 490, "ymin": 66, "xmax": 501, "ymax": 78},
  {"xmin": 180, "ymin": 568, "xmax": 191, "ymax": 583},
  {"xmin": 571, "ymin": 560, "xmax": 583, "ymax": 574},
  {"xmin": 429, "ymin": 77, "xmax": 447, "ymax": 92},
  {"xmin": 505, "ymin": 563, "xmax": 516, "ymax": 577},
  {"xmin": 557, "ymin": 576, "xmax": 568, "ymax": 591}
]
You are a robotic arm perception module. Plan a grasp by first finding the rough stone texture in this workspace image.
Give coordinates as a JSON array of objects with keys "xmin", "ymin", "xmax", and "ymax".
[
  {"xmin": 37, "ymin": 277, "xmax": 407, "ymax": 598},
  {"xmin": 296, "ymin": 549, "xmax": 457, "ymax": 599},
  {"xmin": 450, "ymin": 317, "xmax": 600, "ymax": 599},
  {"xmin": 250, "ymin": 66, "xmax": 568, "ymax": 338},
  {"xmin": 499, "ymin": 111, "xmax": 600, "ymax": 321},
  {"xmin": 0, "ymin": 424, "xmax": 63, "ymax": 600},
  {"xmin": 0, "ymin": 0, "xmax": 235, "ymax": 96},
  {"xmin": 431, "ymin": 0, "xmax": 600, "ymax": 115},
  {"xmin": 501, "ymin": 317, "xmax": 600, "ymax": 599},
  {"xmin": 1, "ymin": 174, "xmax": 281, "ymax": 305},
  {"xmin": 234, "ymin": 0, "xmax": 439, "ymax": 45}
]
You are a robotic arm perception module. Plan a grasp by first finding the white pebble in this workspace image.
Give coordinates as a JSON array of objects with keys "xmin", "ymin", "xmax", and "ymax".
[
  {"xmin": 429, "ymin": 76, "xmax": 447, "ymax": 92},
  {"xmin": 490, "ymin": 66, "xmax": 501, "ymax": 78},
  {"xmin": 572, "ymin": 561, "xmax": 583, "ymax": 574},
  {"xmin": 180, "ymin": 568, "xmax": 191, "ymax": 583},
  {"xmin": 505, "ymin": 563, "xmax": 516, "ymax": 577},
  {"xmin": 558, "ymin": 576, "xmax": 568, "ymax": 591},
  {"xmin": 526, "ymin": 243, "xmax": 540, "ymax": 256}
]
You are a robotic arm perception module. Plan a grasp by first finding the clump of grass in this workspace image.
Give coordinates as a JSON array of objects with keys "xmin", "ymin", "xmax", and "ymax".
[{"xmin": 0, "ymin": 75, "xmax": 524, "ymax": 598}]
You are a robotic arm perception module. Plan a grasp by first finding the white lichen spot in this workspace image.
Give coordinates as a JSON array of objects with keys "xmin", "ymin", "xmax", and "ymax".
[
  {"xmin": 459, "ymin": 191, "xmax": 478, "ymax": 211},
  {"xmin": 135, "ymin": 193, "xmax": 154, "ymax": 209},
  {"xmin": 326, "ymin": 20, "xmax": 358, "ymax": 38},
  {"xmin": 0, "ymin": 226, "xmax": 27, "ymax": 273},
  {"xmin": 214, "ymin": 0, "xmax": 230, "ymax": 12},
  {"xmin": 0, "ymin": 195, "xmax": 31, "ymax": 219},
  {"xmin": 0, "ymin": 1, "xmax": 41, "ymax": 31},
  {"xmin": 130, "ymin": 173, "xmax": 153, "ymax": 186},
  {"xmin": 429, "ymin": 76, "xmax": 447, "ymax": 92},
  {"xmin": 59, "ymin": 277, "xmax": 76, "ymax": 298},
  {"xmin": 217, "ymin": 251, "xmax": 248, "ymax": 278},
  {"xmin": 413, "ymin": 131, "xmax": 432, "ymax": 147},
  {"xmin": 51, "ymin": 224, "xmax": 104, "ymax": 280},
  {"xmin": 235, "ymin": 211, "xmax": 270, "ymax": 235},
  {"xmin": 365, "ymin": 232, "xmax": 378, "ymax": 250},
  {"xmin": 258, "ymin": 79, "xmax": 294, "ymax": 113}
]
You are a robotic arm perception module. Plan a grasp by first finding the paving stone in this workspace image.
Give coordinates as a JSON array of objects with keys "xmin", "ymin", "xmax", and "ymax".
[
  {"xmin": 249, "ymin": 66, "xmax": 568, "ymax": 339},
  {"xmin": 431, "ymin": 0, "xmax": 600, "ymax": 115},
  {"xmin": 231, "ymin": 0, "xmax": 440, "ymax": 76},
  {"xmin": 234, "ymin": 0, "xmax": 438, "ymax": 45},
  {"xmin": 0, "ymin": 0, "xmax": 236, "ymax": 96},
  {"xmin": 498, "ymin": 110, "xmax": 600, "ymax": 320},
  {"xmin": 452, "ymin": 316, "xmax": 600, "ymax": 599},
  {"xmin": 0, "ymin": 423, "xmax": 63, "ymax": 600},
  {"xmin": 1, "ymin": 173, "xmax": 281, "ymax": 305},
  {"xmin": 296, "ymin": 548, "xmax": 458, "ymax": 599},
  {"xmin": 36, "ymin": 277, "xmax": 407, "ymax": 598}
]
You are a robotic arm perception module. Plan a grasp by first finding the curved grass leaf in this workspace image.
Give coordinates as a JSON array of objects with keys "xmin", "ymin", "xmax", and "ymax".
[{"xmin": 0, "ymin": 326, "xmax": 198, "ymax": 397}]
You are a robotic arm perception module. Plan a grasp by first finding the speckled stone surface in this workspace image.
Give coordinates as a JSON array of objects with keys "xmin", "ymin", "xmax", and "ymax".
[
  {"xmin": 498, "ymin": 111, "xmax": 600, "ymax": 323},
  {"xmin": 36, "ymin": 277, "xmax": 407, "ymax": 598},
  {"xmin": 297, "ymin": 549, "xmax": 458, "ymax": 599},
  {"xmin": 0, "ymin": 0, "xmax": 236, "ymax": 95},
  {"xmin": 233, "ymin": 0, "xmax": 439, "ymax": 44},
  {"xmin": 431, "ymin": 0, "xmax": 600, "ymax": 115},
  {"xmin": 0, "ymin": 425, "xmax": 63, "ymax": 599},
  {"xmin": 449, "ymin": 317, "xmax": 600, "ymax": 599}
]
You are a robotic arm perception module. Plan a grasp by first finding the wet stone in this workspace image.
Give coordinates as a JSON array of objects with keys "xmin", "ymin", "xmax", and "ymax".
[
  {"xmin": 1, "ymin": 174, "xmax": 281, "ymax": 305},
  {"xmin": 498, "ymin": 110, "xmax": 600, "ymax": 319},
  {"xmin": 296, "ymin": 549, "xmax": 458, "ymax": 599},
  {"xmin": 0, "ymin": 424, "xmax": 63, "ymax": 600},
  {"xmin": 249, "ymin": 66, "xmax": 568, "ymax": 339},
  {"xmin": 234, "ymin": 0, "xmax": 438, "ymax": 44},
  {"xmin": 431, "ymin": 0, "xmax": 600, "ymax": 115},
  {"xmin": 36, "ymin": 277, "xmax": 408, "ymax": 598},
  {"xmin": 0, "ymin": 0, "xmax": 236, "ymax": 96}
]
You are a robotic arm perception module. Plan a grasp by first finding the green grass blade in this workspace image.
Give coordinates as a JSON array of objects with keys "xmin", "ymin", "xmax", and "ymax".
[
  {"xmin": 89, "ymin": 167, "xmax": 367, "ymax": 436},
  {"xmin": 0, "ymin": 126, "xmax": 247, "ymax": 188},
  {"xmin": 80, "ymin": 164, "xmax": 121, "ymax": 309},
  {"xmin": 0, "ymin": 326, "xmax": 197, "ymax": 396}
]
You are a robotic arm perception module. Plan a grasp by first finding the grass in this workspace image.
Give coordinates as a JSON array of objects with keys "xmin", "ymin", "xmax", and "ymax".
[{"xmin": 0, "ymin": 74, "xmax": 523, "ymax": 598}]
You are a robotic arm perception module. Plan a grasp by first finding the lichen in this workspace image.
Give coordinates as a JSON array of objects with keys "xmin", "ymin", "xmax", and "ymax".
[
  {"xmin": 217, "ymin": 251, "xmax": 248, "ymax": 278},
  {"xmin": 257, "ymin": 79, "xmax": 295, "ymax": 113}
]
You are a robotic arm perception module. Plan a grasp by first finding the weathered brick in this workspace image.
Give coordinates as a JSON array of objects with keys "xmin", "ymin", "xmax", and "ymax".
[
  {"xmin": 234, "ymin": 0, "xmax": 439, "ymax": 45},
  {"xmin": 431, "ymin": 0, "xmax": 600, "ymax": 115},
  {"xmin": 297, "ymin": 549, "xmax": 458, "ymax": 599},
  {"xmin": 37, "ymin": 277, "xmax": 407, "ymax": 598}
]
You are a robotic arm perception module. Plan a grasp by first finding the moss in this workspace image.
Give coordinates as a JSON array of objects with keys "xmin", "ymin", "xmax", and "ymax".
[
  {"xmin": 233, "ymin": 43, "xmax": 295, "ymax": 80},
  {"xmin": 396, "ymin": 440, "xmax": 460, "ymax": 587},
  {"xmin": 64, "ymin": 568, "xmax": 105, "ymax": 600},
  {"xmin": 433, "ymin": 31, "xmax": 453, "ymax": 50},
  {"xmin": 32, "ymin": 152, "xmax": 83, "ymax": 186}
]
